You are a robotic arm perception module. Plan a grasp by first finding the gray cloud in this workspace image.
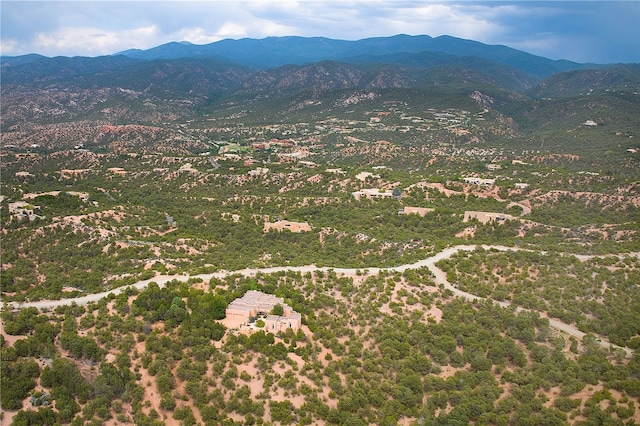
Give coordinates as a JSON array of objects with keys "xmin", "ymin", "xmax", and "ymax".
[{"xmin": 1, "ymin": 1, "xmax": 638, "ymax": 63}]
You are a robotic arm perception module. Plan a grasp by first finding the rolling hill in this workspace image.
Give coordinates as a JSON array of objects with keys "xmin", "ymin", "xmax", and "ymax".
[{"xmin": 1, "ymin": 34, "xmax": 639, "ymax": 151}]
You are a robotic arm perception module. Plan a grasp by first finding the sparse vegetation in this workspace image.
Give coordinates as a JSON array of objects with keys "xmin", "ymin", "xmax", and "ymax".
[{"xmin": 1, "ymin": 43, "xmax": 639, "ymax": 425}]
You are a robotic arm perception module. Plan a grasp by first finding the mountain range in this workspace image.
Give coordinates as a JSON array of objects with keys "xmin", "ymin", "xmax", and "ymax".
[
  {"xmin": 114, "ymin": 34, "xmax": 593, "ymax": 77},
  {"xmin": 2, "ymin": 34, "xmax": 639, "ymax": 133}
]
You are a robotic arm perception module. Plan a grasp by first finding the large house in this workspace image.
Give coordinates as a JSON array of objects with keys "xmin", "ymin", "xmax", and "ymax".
[{"xmin": 225, "ymin": 290, "xmax": 302, "ymax": 332}]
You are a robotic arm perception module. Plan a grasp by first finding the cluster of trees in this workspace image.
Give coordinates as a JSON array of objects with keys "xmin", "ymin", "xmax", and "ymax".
[
  {"xmin": 1, "ymin": 227, "xmax": 638, "ymax": 426},
  {"xmin": 528, "ymin": 193, "xmax": 637, "ymax": 228},
  {"xmin": 4, "ymin": 128, "xmax": 640, "ymax": 304},
  {"xmin": 2, "ymin": 97, "xmax": 639, "ymax": 424},
  {"xmin": 439, "ymin": 248, "xmax": 640, "ymax": 347}
]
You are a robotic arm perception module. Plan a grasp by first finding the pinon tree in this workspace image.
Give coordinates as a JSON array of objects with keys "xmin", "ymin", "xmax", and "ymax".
[{"xmin": 271, "ymin": 303, "xmax": 284, "ymax": 316}]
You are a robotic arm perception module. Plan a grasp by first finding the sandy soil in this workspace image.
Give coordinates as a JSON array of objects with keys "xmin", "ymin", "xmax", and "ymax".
[
  {"xmin": 8, "ymin": 245, "xmax": 635, "ymax": 357},
  {"xmin": 4, "ymin": 245, "xmax": 639, "ymax": 423}
]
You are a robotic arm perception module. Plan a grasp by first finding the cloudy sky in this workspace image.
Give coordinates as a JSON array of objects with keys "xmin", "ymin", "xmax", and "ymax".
[{"xmin": 1, "ymin": 1, "xmax": 639, "ymax": 63}]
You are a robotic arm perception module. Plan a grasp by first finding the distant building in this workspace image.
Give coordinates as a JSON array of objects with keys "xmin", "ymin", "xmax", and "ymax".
[
  {"xmin": 179, "ymin": 163, "xmax": 198, "ymax": 174},
  {"xmin": 269, "ymin": 139, "xmax": 294, "ymax": 147},
  {"xmin": 400, "ymin": 206, "xmax": 434, "ymax": 217},
  {"xmin": 464, "ymin": 211, "xmax": 515, "ymax": 224},
  {"xmin": 279, "ymin": 152, "xmax": 302, "ymax": 162},
  {"xmin": 252, "ymin": 143, "xmax": 271, "ymax": 150},
  {"xmin": 22, "ymin": 191, "xmax": 88, "ymax": 202},
  {"xmin": 486, "ymin": 164, "xmax": 502, "ymax": 171},
  {"xmin": 463, "ymin": 177, "xmax": 495, "ymax": 186},
  {"xmin": 264, "ymin": 220, "xmax": 312, "ymax": 233},
  {"xmin": 248, "ymin": 167, "xmax": 269, "ymax": 177},
  {"xmin": 107, "ymin": 167, "xmax": 127, "ymax": 176},
  {"xmin": 60, "ymin": 169, "xmax": 90, "ymax": 179},
  {"xmin": 514, "ymin": 182, "xmax": 529, "ymax": 189},
  {"xmin": 9, "ymin": 201, "xmax": 44, "ymax": 222},
  {"xmin": 355, "ymin": 171, "xmax": 380, "ymax": 181},
  {"xmin": 226, "ymin": 290, "xmax": 302, "ymax": 332},
  {"xmin": 352, "ymin": 188, "xmax": 394, "ymax": 200},
  {"xmin": 66, "ymin": 191, "xmax": 89, "ymax": 202},
  {"xmin": 325, "ymin": 168, "xmax": 345, "ymax": 175}
]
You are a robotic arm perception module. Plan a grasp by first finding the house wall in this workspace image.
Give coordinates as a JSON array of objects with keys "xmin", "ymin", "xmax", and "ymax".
[
  {"xmin": 264, "ymin": 313, "xmax": 302, "ymax": 333},
  {"xmin": 403, "ymin": 206, "xmax": 434, "ymax": 217},
  {"xmin": 352, "ymin": 188, "xmax": 394, "ymax": 200},
  {"xmin": 227, "ymin": 290, "xmax": 302, "ymax": 332},
  {"xmin": 464, "ymin": 211, "xmax": 515, "ymax": 224},
  {"xmin": 463, "ymin": 177, "xmax": 495, "ymax": 186},
  {"xmin": 264, "ymin": 220, "xmax": 312, "ymax": 233},
  {"xmin": 60, "ymin": 169, "xmax": 90, "ymax": 179}
]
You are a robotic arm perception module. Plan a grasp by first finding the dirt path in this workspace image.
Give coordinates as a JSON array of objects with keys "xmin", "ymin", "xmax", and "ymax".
[{"xmin": 4, "ymin": 245, "xmax": 636, "ymax": 356}]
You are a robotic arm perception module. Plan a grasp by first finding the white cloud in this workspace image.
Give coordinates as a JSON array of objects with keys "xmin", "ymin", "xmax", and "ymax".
[
  {"xmin": 216, "ymin": 22, "xmax": 249, "ymax": 40},
  {"xmin": 32, "ymin": 25, "xmax": 160, "ymax": 56},
  {"xmin": 1, "ymin": 39, "xmax": 18, "ymax": 55},
  {"xmin": 252, "ymin": 20, "xmax": 296, "ymax": 38},
  {"xmin": 172, "ymin": 27, "xmax": 228, "ymax": 44},
  {"xmin": 390, "ymin": 4, "xmax": 501, "ymax": 40}
]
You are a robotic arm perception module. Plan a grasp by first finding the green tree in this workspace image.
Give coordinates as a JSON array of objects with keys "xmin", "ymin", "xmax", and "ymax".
[
  {"xmin": 0, "ymin": 358, "xmax": 40, "ymax": 410},
  {"xmin": 270, "ymin": 400, "xmax": 295, "ymax": 424},
  {"xmin": 271, "ymin": 304, "xmax": 284, "ymax": 316}
]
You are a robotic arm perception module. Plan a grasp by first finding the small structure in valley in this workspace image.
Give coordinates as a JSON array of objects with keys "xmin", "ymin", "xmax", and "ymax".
[
  {"xmin": 355, "ymin": 171, "xmax": 380, "ymax": 181},
  {"xmin": 9, "ymin": 201, "xmax": 44, "ymax": 222},
  {"xmin": 263, "ymin": 220, "xmax": 312, "ymax": 233},
  {"xmin": 225, "ymin": 290, "xmax": 302, "ymax": 332},
  {"xmin": 248, "ymin": 167, "xmax": 269, "ymax": 177},
  {"xmin": 463, "ymin": 177, "xmax": 496, "ymax": 186},
  {"xmin": 352, "ymin": 188, "xmax": 395, "ymax": 200},
  {"xmin": 400, "ymin": 206, "xmax": 434, "ymax": 217},
  {"xmin": 464, "ymin": 211, "xmax": 516, "ymax": 224}
]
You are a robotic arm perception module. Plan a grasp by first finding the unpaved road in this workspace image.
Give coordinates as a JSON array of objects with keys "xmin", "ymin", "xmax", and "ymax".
[{"xmin": 4, "ymin": 245, "xmax": 635, "ymax": 356}]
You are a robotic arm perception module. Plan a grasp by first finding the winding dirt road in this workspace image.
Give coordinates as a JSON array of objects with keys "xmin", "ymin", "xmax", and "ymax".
[{"xmin": 4, "ymin": 245, "xmax": 635, "ymax": 356}]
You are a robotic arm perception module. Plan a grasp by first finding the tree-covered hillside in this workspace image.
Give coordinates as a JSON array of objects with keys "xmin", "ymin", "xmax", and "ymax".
[{"xmin": 1, "ymin": 39, "xmax": 639, "ymax": 425}]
